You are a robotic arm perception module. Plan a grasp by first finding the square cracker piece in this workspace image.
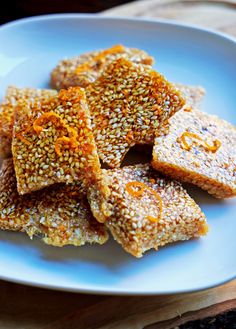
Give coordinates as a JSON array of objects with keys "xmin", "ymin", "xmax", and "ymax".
[
  {"xmin": 50, "ymin": 44, "xmax": 154, "ymax": 90},
  {"xmin": 88, "ymin": 164, "xmax": 208, "ymax": 257},
  {"xmin": 0, "ymin": 86, "xmax": 57, "ymax": 158},
  {"xmin": 86, "ymin": 58, "xmax": 186, "ymax": 168},
  {"xmin": 0, "ymin": 159, "xmax": 108, "ymax": 246},
  {"xmin": 152, "ymin": 109, "xmax": 236, "ymax": 198},
  {"xmin": 12, "ymin": 86, "xmax": 109, "ymax": 210}
]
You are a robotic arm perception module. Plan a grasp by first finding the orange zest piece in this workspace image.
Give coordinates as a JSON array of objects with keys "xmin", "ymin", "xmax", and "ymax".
[
  {"xmin": 58, "ymin": 87, "xmax": 84, "ymax": 102},
  {"xmin": 126, "ymin": 181, "xmax": 145, "ymax": 197},
  {"xmin": 33, "ymin": 112, "xmax": 63, "ymax": 135},
  {"xmin": 16, "ymin": 125, "xmax": 32, "ymax": 145},
  {"xmin": 199, "ymin": 222, "xmax": 209, "ymax": 236},
  {"xmin": 59, "ymin": 225, "xmax": 66, "ymax": 232},
  {"xmin": 204, "ymin": 139, "xmax": 221, "ymax": 152},
  {"xmin": 179, "ymin": 131, "xmax": 221, "ymax": 152},
  {"xmin": 75, "ymin": 44, "xmax": 125, "ymax": 74},
  {"xmin": 125, "ymin": 181, "xmax": 162, "ymax": 223},
  {"xmin": 58, "ymin": 89, "xmax": 69, "ymax": 101},
  {"xmin": 75, "ymin": 63, "xmax": 94, "ymax": 74},
  {"xmin": 81, "ymin": 143, "xmax": 94, "ymax": 153},
  {"xmin": 94, "ymin": 44, "xmax": 125, "ymax": 62},
  {"xmin": 32, "ymin": 111, "xmax": 79, "ymax": 156},
  {"xmin": 125, "ymin": 131, "xmax": 134, "ymax": 142},
  {"xmin": 66, "ymin": 126, "xmax": 78, "ymax": 139},
  {"xmin": 146, "ymin": 215, "xmax": 160, "ymax": 223},
  {"xmin": 183, "ymin": 106, "xmax": 192, "ymax": 112},
  {"xmin": 55, "ymin": 136, "xmax": 78, "ymax": 156},
  {"xmin": 16, "ymin": 132, "xmax": 31, "ymax": 145}
]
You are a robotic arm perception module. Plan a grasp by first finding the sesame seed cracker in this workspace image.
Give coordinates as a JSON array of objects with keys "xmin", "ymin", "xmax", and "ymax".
[
  {"xmin": 86, "ymin": 58, "xmax": 186, "ymax": 168},
  {"xmin": 12, "ymin": 86, "xmax": 110, "ymax": 220},
  {"xmin": 0, "ymin": 159, "xmax": 108, "ymax": 246},
  {"xmin": 152, "ymin": 109, "xmax": 236, "ymax": 198},
  {"xmin": 87, "ymin": 164, "xmax": 208, "ymax": 257}
]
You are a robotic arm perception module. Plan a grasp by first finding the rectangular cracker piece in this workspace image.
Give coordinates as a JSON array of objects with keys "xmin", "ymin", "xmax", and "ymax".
[
  {"xmin": 0, "ymin": 159, "xmax": 108, "ymax": 246},
  {"xmin": 51, "ymin": 44, "xmax": 154, "ymax": 90},
  {"xmin": 86, "ymin": 58, "xmax": 186, "ymax": 168},
  {"xmin": 0, "ymin": 86, "xmax": 57, "ymax": 158},
  {"xmin": 12, "ymin": 87, "xmax": 109, "ymax": 204},
  {"xmin": 152, "ymin": 109, "xmax": 236, "ymax": 198},
  {"xmin": 87, "ymin": 164, "xmax": 208, "ymax": 258}
]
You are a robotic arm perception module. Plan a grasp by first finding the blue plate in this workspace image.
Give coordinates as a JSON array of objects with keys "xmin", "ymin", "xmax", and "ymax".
[{"xmin": 0, "ymin": 14, "xmax": 235, "ymax": 294}]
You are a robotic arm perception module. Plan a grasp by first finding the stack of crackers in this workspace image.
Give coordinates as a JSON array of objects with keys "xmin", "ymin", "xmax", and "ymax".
[{"xmin": 0, "ymin": 45, "xmax": 235, "ymax": 257}]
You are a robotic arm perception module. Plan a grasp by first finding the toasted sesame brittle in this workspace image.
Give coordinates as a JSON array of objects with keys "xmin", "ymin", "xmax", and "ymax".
[
  {"xmin": 87, "ymin": 164, "xmax": 208, "ymax": 257},
  {"xmin": 152, "ymin": 109, "xmax": 236, "ymax": 198},
  {"xmin": 12, "ymin": 86, "xmax": 110, "ymax": 218},
  {"xmin": 0, "ymin": 86, "xmax": 57, "ymax": 158},
  {"xmin": 50, "ymin": 44, "xmax": 154, "ymax": 90},
  {"xmin": 0, "ymin": 159, "xmax": 108, "ymax": 246},
  {"xmin": 86, "ymin": 58, "xmax": 186, "ymax": 168}
]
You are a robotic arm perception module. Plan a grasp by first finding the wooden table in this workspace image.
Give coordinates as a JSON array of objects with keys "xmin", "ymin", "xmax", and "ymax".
[
  {"xmin": 102, "ymin": 0, "xmax": 236, "ymax": 37},
  {"xmin": 1, "ymin": 1, "xmax": 236, "ymax": 328},
  {"xmin": 1, "ymin": 279, "xmax": 236, "ymax": 328}
]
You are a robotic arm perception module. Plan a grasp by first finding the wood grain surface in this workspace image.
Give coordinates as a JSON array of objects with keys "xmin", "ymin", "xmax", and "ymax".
[
  {"xmin": 102, "ymin": 0, "xmax": 236, "ymax": 36},
  {"xmin": 1, "ymin": 1, "xmax": 236, "ymax": 328},
  {"xmin": 42, "ymin": 280, "xmax": 236, "ymax": 329},
  {"xmin": 0, "ymin": 279, "xmax": 236, "ymax": 329}
]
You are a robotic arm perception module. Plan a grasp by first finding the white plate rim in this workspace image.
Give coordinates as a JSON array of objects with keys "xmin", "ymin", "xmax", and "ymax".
[
  {"xmin": 0, "ymin": 264, "xmax": 235, "ymax": 295},
  {"xmin": 0, "ymin": 13, "xmax": 235, "ymax": 45},
  {"xmin": 0, "ymin": 13, "xmax": 235, "ymax": 295}
]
